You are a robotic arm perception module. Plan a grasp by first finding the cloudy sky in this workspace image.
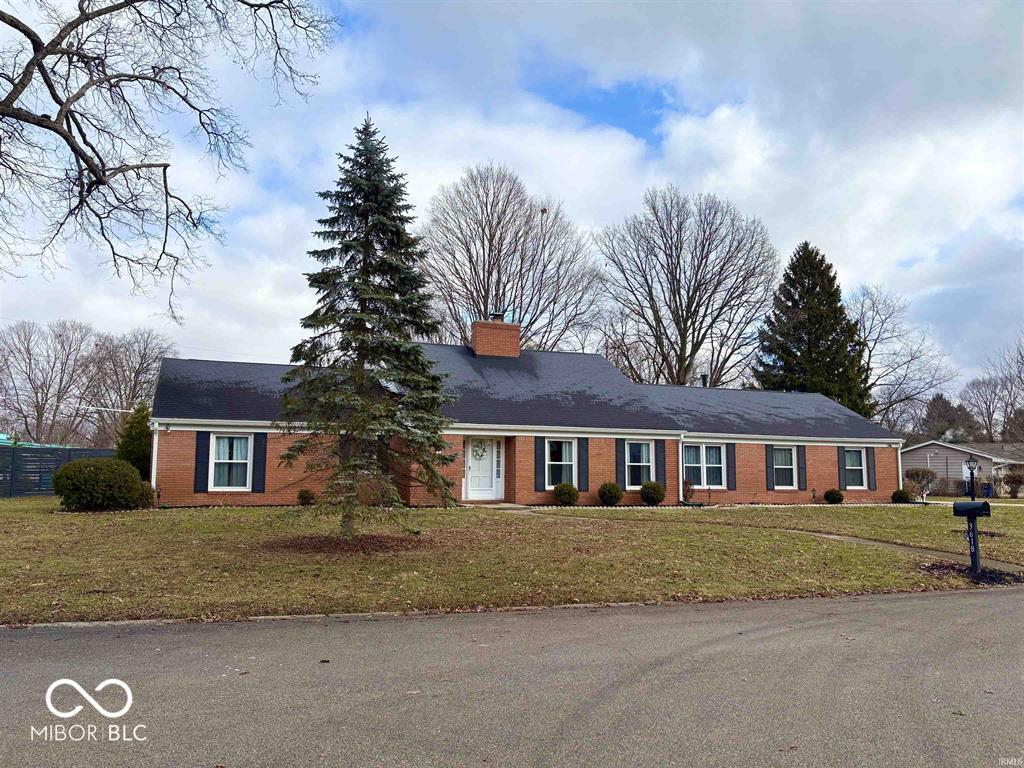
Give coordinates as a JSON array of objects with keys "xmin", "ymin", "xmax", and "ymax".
[{"xmin": 2, "ymin": 0, "xmax": 1021, "ymax": 382}]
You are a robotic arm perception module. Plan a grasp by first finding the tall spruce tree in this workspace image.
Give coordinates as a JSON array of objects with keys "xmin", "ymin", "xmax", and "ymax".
[
  {"xmin": 752, "ymin": 242, "xmax": 873, "ymax": 416},
  {"xmin": 280, "ymin": 117, "xmax": 454, "ymax": 537}
]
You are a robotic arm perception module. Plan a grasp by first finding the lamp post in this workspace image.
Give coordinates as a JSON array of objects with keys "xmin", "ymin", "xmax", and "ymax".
[
  {"xmin": 966, "ymin": 455, "xmax": 979, "ymax": 501},
  {"xmin": 965, "ymin": 455, "xmax": 981, "ymax": 575}
]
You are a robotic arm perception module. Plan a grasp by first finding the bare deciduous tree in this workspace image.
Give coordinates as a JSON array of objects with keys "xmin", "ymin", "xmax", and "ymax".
[
  {"xmin": 0, "ymin": 320, "xmax": 175, "ymax": 445},
  {"xmin": 597, "ymin": 187, "xmax": 777, "ymax": 386},
  {"xmin": 89, "ymin": 328, "xmax": 176, "ymax": 445},
  {"xmin": 959, "ymin": 376, "xmax": 1005, "ymax": 442},
  {"xmin": 0, "ymin": 319, "xmax": 97, "ymax": 444},
  {"xmin": 986, "ymin": 332, "xmax": 1024, "ymax": 440},
  {"xmin": 847, "ymin": 284, "xmax": 957, "ymax": 433},
  {"xmin": 422, "ymin": 163, "xmax": 603, "ymax": 351},
  {"xmin": 0, "ymin": 0, "xmax": 332, "ymax": 312}
]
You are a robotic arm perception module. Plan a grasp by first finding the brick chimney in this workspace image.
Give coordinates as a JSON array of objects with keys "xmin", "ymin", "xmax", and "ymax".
[{"xmin": 470, "ymin": 313, "xmax": 521, "ymax": 357}]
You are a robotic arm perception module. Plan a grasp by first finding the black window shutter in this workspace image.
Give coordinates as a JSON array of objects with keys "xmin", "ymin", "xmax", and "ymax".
[
  {"xmin": 534, "ymin": 437, "xmax": 546, "ymax": 491},
  {"xmin": 615, "ymin": 439, "xmax": 626, "ymax": 488},
  {"xmin": 797, "ymin": 445, "xmax": 807, "ymax": 491},
  {"xmin": 194, "ymin": 431, "xmax": 210, "ymax": 493},
  {"xmin": 655, "ymin": 440, "xmax": 666, "ymax": 487},
  {"xmin": 726, "ymin": 444, "xmax": 737, "ymax": 490},
  {"xmin": 764, "ymin": 444, "xmax": 775, "ymax": 490},
  {"xmin": 252, "ymin": 433, "xmax": 267, "ymax": 493},
  {"xmin": 837, "ymin": 446, "xmax": 847, "ymax": 490},
  {"xmin": 867, "ymin": 447, "xmax": 876, "ymax": 491},
  {"xmin": 577, "ymin": 438, "xmax": 589, "ymax": 491}
]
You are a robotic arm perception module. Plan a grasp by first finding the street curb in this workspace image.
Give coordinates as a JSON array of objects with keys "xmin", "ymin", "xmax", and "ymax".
[{"xmin": 5, "ymin": 584, "xmax": 1024, "ymax": 632}]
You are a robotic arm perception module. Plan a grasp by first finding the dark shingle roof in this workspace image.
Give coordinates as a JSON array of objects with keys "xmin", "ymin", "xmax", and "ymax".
[
  {"xmin": 152, "ymin": 346, "xmax": 673, "ymax": 431},
  {"xmin": 152, "ymin": 348, "xmax": 896, "ymax": 440},
  {"xmin": 153, "ymin": 358, "xmax": 295, "ymax": 422},
  {"xmin": 419, "ymin": 343, "xmax": 670, "ymax": 430},
  {"xmin": 638, "ymin": 383, "xmax": 894, "ymax": 439}
]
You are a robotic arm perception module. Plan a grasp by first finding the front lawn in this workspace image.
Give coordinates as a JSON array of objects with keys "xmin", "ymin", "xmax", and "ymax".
[
  {"xmin": 0, "ymin": 496, "xmax": 998, "ymax": 624},
  {"xmin": 539, "ymin": 503, "xmax": 1024, "ymax": 565}
]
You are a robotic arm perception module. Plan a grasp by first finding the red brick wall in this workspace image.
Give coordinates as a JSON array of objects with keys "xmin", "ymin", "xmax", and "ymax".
[
  {"xmin": 504, "ymin": 436, "xmax": 679, "ymax": 506},
  {"xmin": 399, "ymin": 434, "xmax": 464, "ymax": 506},
  {"xmin": 470, "ymin": 321, "xmax": 520, "ymax": 357},
  {"xmin": 680, "ymin": 444, "xmax": 899, "ymax": 505},
  {"xmin": 154, "ymin": 430, "xmax": 329, "ymax": 507},
  {"xmin": 155, "ymin": 429, "xmax": 898, "ymax": 507}
]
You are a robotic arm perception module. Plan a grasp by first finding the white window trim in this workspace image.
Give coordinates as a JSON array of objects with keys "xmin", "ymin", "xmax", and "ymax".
[
  {"xmin": 773, "ymin": 446, "xmax": 797, "ymax": 490},
  {"xmin": 844, "ymin": 447, "xmax": 868, "ymax": 490},
  {"xmin": 544, "ymin": 437, "xmax": 577, "ymax": 490},
  {"xmin": 680, "ymin": 443, "xmax": 727, "ymax": 490},
  {"xmin": 209, "ymin": 433, "xmax": 253, "ymax": 492},
  {"xmin": 624, "ymin": 440, "xmax": 655, "ymax": 490}
]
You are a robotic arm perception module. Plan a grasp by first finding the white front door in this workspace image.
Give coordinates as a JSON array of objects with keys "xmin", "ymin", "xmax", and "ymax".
[{"xmin": 465, "ymin": 438, "xmax": 502, "ymax": 500}]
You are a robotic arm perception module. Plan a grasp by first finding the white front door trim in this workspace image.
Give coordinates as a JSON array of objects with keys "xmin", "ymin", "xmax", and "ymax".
[{"xmin": 464, "ymin": 437, "xmax": 504, "ymax": 501}]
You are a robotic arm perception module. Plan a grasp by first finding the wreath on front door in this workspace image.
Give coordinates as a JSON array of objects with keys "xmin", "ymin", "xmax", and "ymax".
[{"xmin": 471, "ymin": 442, "xmax": 488, "ymax": 461}]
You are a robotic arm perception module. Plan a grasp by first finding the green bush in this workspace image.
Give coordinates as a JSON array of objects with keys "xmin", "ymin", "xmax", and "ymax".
[
  {"xmin": 53, "ymin": 458, "xmax": 154, "ymax": 511},
  {"xmin": 640, "ymin": 480, "xmax": 665, "ymax": 506},
  {"xmin": 297, "ymin": 489, "xmax": 317, "ymax": 506},
  {"xmin": 552, "ymin": 483, "xmax": 579, "ymax": 506},
  {"xmin": 114, "ymin": 402, "xmax": 152, "ymax": 480},
  {"xmin": 597, "ymin": 481, "xmax": 623, "ymax": 506},
  {"xmin": 823, "ymin": 488, "xmax": 844, "ymax": 504},
  {"xmin": 891, "ymin": 488, "xmax": 912, "ymax": 504}
]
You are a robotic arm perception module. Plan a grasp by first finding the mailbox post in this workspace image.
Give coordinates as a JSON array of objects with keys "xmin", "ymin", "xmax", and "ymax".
[{"xmin": 953, "ymin": 500, "xmax": 990, "ymax": 576}]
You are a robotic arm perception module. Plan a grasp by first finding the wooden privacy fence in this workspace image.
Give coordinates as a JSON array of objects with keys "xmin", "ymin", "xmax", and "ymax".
[{"xmin": 0, "ymin": 445, "xmax": 114, "ymax": 497}]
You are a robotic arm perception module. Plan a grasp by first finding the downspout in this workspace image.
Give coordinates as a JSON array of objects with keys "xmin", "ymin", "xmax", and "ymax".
[{"xmin": 149, "ymin": 420, "xmax": 159, "ymax": 489}]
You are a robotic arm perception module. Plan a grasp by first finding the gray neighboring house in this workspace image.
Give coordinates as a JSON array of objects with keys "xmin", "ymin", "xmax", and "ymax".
[{"xmin": 900, "ymin": 440, "xmax": 1024, "ymax": 487}]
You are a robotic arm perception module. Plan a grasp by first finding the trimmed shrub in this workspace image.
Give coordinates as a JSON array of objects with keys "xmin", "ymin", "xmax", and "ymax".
[
  {"xmin": 640, "ymin": 480, "xmax": 665, "ymax": 506},
  {"xmin": 891, "ymin": 488, "xmax": 912, "ymax": 504},
  {"xmin": 597, "ymin": 482, "xmax": 623, "ymax": 507},
  {"xmin": 297, "ymin": 489, "xmax": 317, "ymax": 506},
  {"xmin": 552, "ymin": 483, "xmax": 579, "ymax": 506},
  {"xmin": 53, "ymin": 458, "xmax": 154, "ymax": 511},
  {"xmin": 823, "ymin": 488, "xmax": 844, "ymax": 505},
  {"xmin": 1005, "ymin": 473, "xmax": 1024, "ymax": 499}
]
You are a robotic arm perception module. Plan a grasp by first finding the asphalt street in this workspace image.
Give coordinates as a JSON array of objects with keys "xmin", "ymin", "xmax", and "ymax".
[{"xmin": 2, "ymin": 587, "xmax": 1023, "ymax": 767}]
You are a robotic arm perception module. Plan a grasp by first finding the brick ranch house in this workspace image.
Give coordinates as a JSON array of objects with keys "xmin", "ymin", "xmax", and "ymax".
[{"xmin": 150, "ymin": 319, "xmax": 903, "ymax": 507}]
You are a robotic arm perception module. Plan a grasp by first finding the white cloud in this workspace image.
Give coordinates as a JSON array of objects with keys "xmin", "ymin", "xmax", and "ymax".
[{"xmin": 1, "ymin": 0, "xmax": 1021, "ymax": 383}]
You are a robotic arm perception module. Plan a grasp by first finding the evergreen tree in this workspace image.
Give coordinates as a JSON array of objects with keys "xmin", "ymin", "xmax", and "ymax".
[
  {"xmin": 114, "ymin": 403, "xmax": 152, "ymax": 479},
  {"xmin": 917, "ymin": 393, "xmax": 981, "ymax": 442},
  {"xmin": 752, "ymin": 241, "xmax": 873, "ymax": 416},
  {"xmin": 280, "ymin": 117, "xmax": 453, "ymax": 537}
]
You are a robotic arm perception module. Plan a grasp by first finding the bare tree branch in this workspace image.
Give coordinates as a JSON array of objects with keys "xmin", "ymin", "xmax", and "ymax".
[
  {"xmin": 0, "ymin": 319, "xmax": 176, "ymax": 445},
  {"xmin": 597, "ymin": 187, "xmax": 778, "ymax": 386},
  {"xmin": 847, "ymin": 284, "xmax": 957, "ymax": 433},
  {"xmin": 421, "ymin": 163, "xmax": 603, "ymax": 351},
  {"xmin": 0, "ymin": 0, "xmax": 333, "ymax": 315}
]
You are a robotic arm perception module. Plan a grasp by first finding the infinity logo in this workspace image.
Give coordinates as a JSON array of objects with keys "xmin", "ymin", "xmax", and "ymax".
[{"xmin": 45, "ymin": 679, "xmax": 133, "ymax": 719}]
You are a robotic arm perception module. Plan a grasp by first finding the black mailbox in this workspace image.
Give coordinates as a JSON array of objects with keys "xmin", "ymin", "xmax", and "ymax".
[{"xmin": 953, "ymin": 501, "xmax": 991, "ymax": 517}]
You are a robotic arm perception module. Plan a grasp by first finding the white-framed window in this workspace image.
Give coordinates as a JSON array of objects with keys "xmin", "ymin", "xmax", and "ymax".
[
  {"xmin": 681, "ymin": 444, "xmax": 726, "ymax": 489},
  {"xmin": 625, "ymin": 440, "xmax": 654, "ymax": 489},
  {"xmin": 545, "ymin": 438, "xmax": 576, "ymax": 489},
  {"xmin": 773, "ymin": 446, "xmax": 796, "ymax": 489},
  {"xmin": 495, "ymin": 439, "xmax": 502, "ymax": 481},
  {"xmin": 844, "ymin": 447, "xmax": 866, "ymax": 489},
  {"xmin": 210, "ymin": 433, "xmax": 252, "ymax": 491}
]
